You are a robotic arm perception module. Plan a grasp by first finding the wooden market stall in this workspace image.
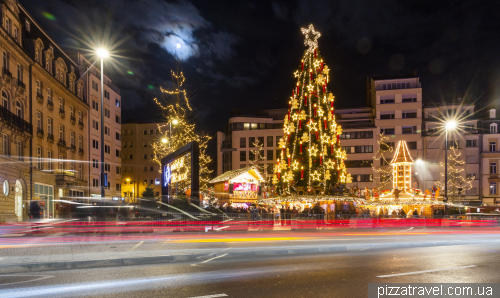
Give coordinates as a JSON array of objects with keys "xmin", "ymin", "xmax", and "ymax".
[{"xmin": 209, "ymin": 166, "xmax": 265, "ymax": 207}]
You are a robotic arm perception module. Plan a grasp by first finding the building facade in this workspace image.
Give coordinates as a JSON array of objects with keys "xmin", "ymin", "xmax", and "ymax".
[
  {"xmin": 77, "ymin": 53, "xmax": 122, "ymax": 200},
  {"xmin": 217, "ymin": 109, "xmax": 286, "ymax": 182},
  {"xmin": 121, "ymin": 121, "xmax": 167, "ymax": 202},
  {"xmin": 0, "ymin": 0, "xmax": 32, "ymax": 222}
]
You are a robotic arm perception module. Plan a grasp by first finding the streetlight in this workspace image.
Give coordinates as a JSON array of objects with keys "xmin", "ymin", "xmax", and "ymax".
[
  {"xmin": 125, "ymin": 178, "xmax": 136, "ymax": 203},
  {"xmin": 97, "ymin": 48, "xmax": 108, "ymax": 218},
  {"xmin": 445, "ymin": 120, "xmax": 457, "ymax": 204}
]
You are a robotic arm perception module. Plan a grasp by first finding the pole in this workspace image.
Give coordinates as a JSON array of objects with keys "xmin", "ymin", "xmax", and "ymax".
[
  {"xmin": 100, "ymin": 57, "xmax": 105, "ymax": 218},
  {"xmin": 169, "ymin": 122, "xmax": 172, "ymax": 148},
  {"xmin": 445, "ymin": 128, "xmax": 448, "ymax": 214}
]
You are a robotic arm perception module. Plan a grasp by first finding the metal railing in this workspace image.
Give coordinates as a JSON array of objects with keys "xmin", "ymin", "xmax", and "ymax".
[{"xmin": 0, "ymin": 104, "xmax": 32, "ymax": 134}]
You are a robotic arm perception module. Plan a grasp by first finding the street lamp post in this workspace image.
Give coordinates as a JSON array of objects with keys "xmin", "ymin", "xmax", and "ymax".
[
  {"xmin": 97, "ymin": 48, "xmax": 108, "ymax": 218},
  {"xmin": 445, "ymin": 120, "xmax": 457, "ymax": 207}
]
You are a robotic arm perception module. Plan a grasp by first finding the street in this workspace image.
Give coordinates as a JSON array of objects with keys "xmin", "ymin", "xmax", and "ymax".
[{"xmin": 1, "ymin": 228, "xmax": 499, "ymax": 297}]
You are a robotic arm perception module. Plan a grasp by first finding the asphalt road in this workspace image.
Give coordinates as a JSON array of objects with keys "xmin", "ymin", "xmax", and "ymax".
[{"xmin": 1, "ymin": 239, "xmax": 499, "ymax": 297}]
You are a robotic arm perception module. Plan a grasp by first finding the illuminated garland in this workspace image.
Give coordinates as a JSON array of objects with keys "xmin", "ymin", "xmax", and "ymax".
[{"xmin": 152, "ymin": 67, "xmax": 213, "ymax": 191}]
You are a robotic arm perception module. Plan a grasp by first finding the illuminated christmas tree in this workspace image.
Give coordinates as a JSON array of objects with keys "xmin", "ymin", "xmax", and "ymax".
[
  {"xmin": 152, "ymin": 66, "xmax": 213, "ymax": 192},
  {"xmin": 273, "ymin": 24, "xmax": 350, "ymax": 195}
]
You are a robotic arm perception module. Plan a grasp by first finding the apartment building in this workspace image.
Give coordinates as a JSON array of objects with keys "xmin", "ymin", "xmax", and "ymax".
[
  {"xmin": 77, "ymin": 54, "xmax": 122, "ymax": 200},
  {"xmin": 121, "ymin": 121, "xmax": 167, "ymax": 202},
  {"xmin": 0, "ymin": 0, "xmax": 32, "ymax": 222},
  {"xmin": 480, "ymin": 106, "xmax": 500, "ymax": 206},
  {"xmin": 217, "ymin": 109, "xmax": 286, "ymax": 181},
  {"xmin": 19, "ymin": 4, "xmax": 90, "ymax": 219}
]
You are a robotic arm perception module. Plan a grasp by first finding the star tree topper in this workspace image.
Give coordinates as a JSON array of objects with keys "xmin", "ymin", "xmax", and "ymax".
[{"xmin": 301, "ymin": 24, "xmax": 321, "ymax": 53}]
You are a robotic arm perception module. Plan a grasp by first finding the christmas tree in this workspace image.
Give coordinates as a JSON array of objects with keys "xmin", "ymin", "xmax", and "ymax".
[{"xmin": 273, "ymin": 24, "xmax": 350, "ymax": 195}]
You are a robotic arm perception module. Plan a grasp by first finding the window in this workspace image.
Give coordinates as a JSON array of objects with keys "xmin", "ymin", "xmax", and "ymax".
[
  {"xmin": 144, "ymin": 166, "xmax": 148, "ymax": 172},
  {"xmin": 116, "ymin": 184, "xmax": 121, "ymax": 191},
  {"xmin": 116, "ymin": 166, "xmax": 121, "ymax": 174},
  {"xmin": 466, "ymin": 140, "xmax": 477, "ymax": 147},
  {"xmin": 402, "ymin": 97, "xmax": 417, "ymax": 103},
  {"xmin": 276, "ymin": 136, "xmax": 281, "ymax": 147},
  {"xmin": 446, "ymin": 141, "xmax": 459, "ymax": 149},
  {"xmin": 115, "ymin": 132, "xmax": 121, "ymax": 141},
  {"xmin": 92, "ymin": 100, "xmax": 98, "ymax": 111},
  {"xmin": 92, "ymin": 80, "xmax": 98, "ymax": 91},
  {"xmin": 248, "ymin": 137, "xmax": 256, "ymax": 147},
  {"xmin": 143, "ymin": 142, "xmax": 147, "ymax": 148},
  {"xmin": 267, "ymin": 150, "xmax": 273, "ymax": 160},
  {"xmin": 257, "ymin": 137, "xmax": 264, "ymax": 147},
  {"xmin": 16, "ymin": 140, "xmax": 22, "ymax": 160},
  {"xmin": 490, "ymin": 142, "xmax": 496, "ymax": 152},
  {"xmin": 341, "ymin": 145, "xmax": 373, "ymax": 154},
  {"xmin": 115, "ymin": 98, "xmax": 121, "ymax": 107},
  {"xmin": 47, "ymin": 88, "xmax": 51, "ymax": 101},
  {"xmin": 2, "ymin": 51, "xmax": 8, "ymax": 72},
  {"xmin": 59, "ymin": 125, "xmax": 64, "ymax": 141},
  {"xmin": 380, "ymin": 111, "xmax": 395, "ymax": 119},
  {"xmin": 105, "ymin": 145, "xmax": 110, "ymax": 154},
  {"xmin": 155, "ymin": 178, "xmax": 160, "ymax": 185},
  {"xmin": 79, "ymin": 163, "xmax": 82, "ymax": 179},
  {"xmin": 490, "ymin": 109, "xmax": 496, "ymax": 119},
  {"xmin": 25, "ymin": 20, "xmax": 30, "ymax": 32},
  {"xmin": 1, "ymin": 90, "xmax": 8, "ymax": 109},
  {"xmin": 491, "ymin": 163, "xmax": 497, "ymax": 174},
  {"xmin": 402, "ymin": 126, "xmax": 417, "ymax": 134},
  {"xmin": 143, "ymin": 130, "xmax": 147, "ymax": 135},
  {"xmin": 104, "ymin": 90, "xmax": 109, "ymax": 99},
  {"xmin": 36, "ymin": 80, "xmax": 41, "ymax": 94},
  {"xmin": 16, "ymin": 101, "xmax": 22, "ymax": 118},
  {"xmin": 129, "ymin": 154, "xmax": 133, "ymax": 159},
  {"xmin": 47, "ymin": 150, "xmax": 52, "ymax": 170},
  {"xmin": 70, "ymin": 131, "xmax": 75, "ymax": 146},
  {"xmin": 380, "ymin": 128, "xmax": 395, "ymax": 135},
  {"xmin": 5, "ymin": 18, "xmax": 10, "ymax": 34},
  {"xmin": 466, "ymin": 174, "xmax": 476, "ymax": 180},
  {"xmin": 58, "ymin": 155, "xmax": 64, "ymax": 170},
  {"xmin": 78, "ymin": 135, "xmax": 83, "ymax": 149},
  {"xmin": 47, "ymin": 117, "xmax": 52, "ymax": 135},
  {"xmin": 104, "ymin": 126, "xmax": 110, "ymax": 136},
  {"xmin": 267, "ymin": 136, "xmax": 273, "ymax": 147},
  {"xmin": 149, "ymin": 129, "xmax": 154, "ymax": 135},
  {"xmin": 70, "ymin": 105, "xmax": 74, "ymax": 118},
  {"xmin": 93, "ymin": 179, "xmax": 98, "ymax": 187},
  {"xmin": 36, "ymin": 111, "xmax": 42, "ymax": 130},
  {"xmin": 249, "ymin": 151, "xmax": 255, "ymax": 161},
  {"xmin": 490, "ymin": 182, "xmax": 497, "ymax": 195},
  {"xmin": 150, "ymin": 166, "xmax": 154, "ymax": 172},
  {"xmin": 276, "ymin": 149, "xmax": 281, "ymax": 160},
  {"xmin": 150, "ymin": 154, "xmax": 154, "ymax": 159},
  {"xmin": 490, "ymin": 123, "xmax": 497, "ymax": 134},
  {"xmin": 17, "ymin": 64, "xmax": 22, "ymax": 81},
  {"xmin": 240, "ymin": 137, "xmax": 246, "ymax": 148},
  {"xmin": 78, "ymin": 111, "xmax": 82, "ymax": 123},
  {"xmin": 340, "ymin": 131, "xmax": 373, "ymax": 139},
  {"xmin": 402, "ymin": 110, "xmax": 417, "ymax": 118},
  {"xmin": 380, "ymin": 98, "xmax": 395, "ymax": 104},
  {"xmin": 240, "ymin": 151, "xmax": 246, "ymax": 161},
  {"xmin": 351, "ymin": 174, "xmax": 373, "ymax": 182},
  {"xmin": 105, "ymin": 163, "xmax": 110, "ymax": 172},
  {"xmin": 104, "ymin": 108, "xmax": 110, "ymax": 118},
  {"xmin": 92, "ymin": 159, "xmax": 98, "ymax": 168},
  {"xmin": 345, "ymin": 160, "xmax": 373, "ymax": 168},
  {"xmin": 92, "ymin": 119, "xmax": 99, "ymax": 130},
  {"xmin": 59, "ymin": 97, "xmax": 64, "ymax": 111},
  {"xmin": 92, "ymin": 139, "xmax": 99, "ymax": 149},
  {"xmin": 36, "ymin": 146, "xmax": 42, "ymax": 169},
  {"xmin": 143, "ymin": 154, "xmax": 147, "ymax": 160},
  {"xmin": 407, "ymin": 142, "xmax": 417, "ymax": 149},
  {"xmin": 116, "ymin": 149, "xmax": 121, "ymax": 157},
  {"xmin": 115, "ymin": 115, "xmax": 121, "ymax": 124}
]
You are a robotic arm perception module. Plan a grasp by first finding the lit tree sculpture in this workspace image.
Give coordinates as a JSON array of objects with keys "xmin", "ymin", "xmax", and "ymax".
[
  {"xmin": 372, "ymin": 133, "xmax": 394, "ymax": 191},
  {"xmin": 437, "ymin": 142, "xmax": 473, "ymax": 202},
  {"xmin": 249, "ymin": 139, "xmax": 269, "ymax": 182},
  {"xmin": 152, "ymin": 67, "xmax": 213, "ymax": 191},
  {"xmin": 273, "ymin": 24, "xmax": 350, "ymax": 195}
]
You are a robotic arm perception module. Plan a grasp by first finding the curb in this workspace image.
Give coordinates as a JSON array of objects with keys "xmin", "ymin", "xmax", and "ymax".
[{"xmin": 1, "ymin": 239, "xmax": 499, "ymax": 274}]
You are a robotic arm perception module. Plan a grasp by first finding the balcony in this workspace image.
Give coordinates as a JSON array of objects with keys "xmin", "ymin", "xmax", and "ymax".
[
  {"xmin": 47, "ymin": 133, "xmax": 55, "ymax": 143},
  {"xmin": 36, "ymin": 128, "xmax": 44, "ymax": 138},
  {"xmin": 0, "ymin": 105, "xmax": 33, "ymax": 135},
  {"xmin": 55, "ymin": 170, "xmax": 76, "ymax": 186},
  {"xmin": 70, "ymin": 144, "xmax": 76, "ymax": 152},
  {"xmin": 78, "ymin": 148, "xmax": 84, "ymax": 156},
  {"xmin": 70, "ymin": 115, "xmax": 76, "ymax": 125},
  {"xmin": 47, "ymin": 100, "xmax": 54, "ymax": 111},
  {"xmin": 59, "ymin": 108, "xmax": 65, "ymax": 118},
  {"xmin": 17, "ymin": 80, "xmax": 25, "ymax": 92},
  {"xmin": 36, "ymin": 92, "xmax": 44, "ymax": 104},
  {"xmin": 2, "ymin": 67, "xmax": 12, "ymax": 81},
  {"xmin": 57, "ymin": 139, "xmax": 67, "ymax": 148},
  {"xmin": 78, "ymin": 120, "xmax": 84, "ymax": 130}
]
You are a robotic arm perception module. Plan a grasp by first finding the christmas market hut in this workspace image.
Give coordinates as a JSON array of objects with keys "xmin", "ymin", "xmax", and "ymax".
[{"xmin": 209, "ymin": 166, "xmax": 265, "ymax": 208}]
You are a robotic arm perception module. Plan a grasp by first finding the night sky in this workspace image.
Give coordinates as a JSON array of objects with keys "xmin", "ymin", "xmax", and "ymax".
[{"xmin": 19, "ymin": 0, "xmax": 500, "ymax": 171}]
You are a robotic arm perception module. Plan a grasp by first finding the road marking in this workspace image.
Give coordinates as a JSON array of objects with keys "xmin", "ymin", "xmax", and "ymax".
[
  {"xmin": 130, "ymin": 241, "xmax": 144, "ymax": 251},
  {"xmin": 166, "ymin": 237, "xmax": 306, "ymax": 243},
  {"xmin": 0, "ymin": 275, "xmax": 54, "ymax": 286},
  {"xmin": 188, "ymin": 294, "xmax": 228, "ymax": 298},
  {"xmin": 0, "ymin": 234, "xmax": 25, "ymax": 237},
  {"xmin": 407, "ymin": 227, "xmax": 414, "ymax": 230},
  {"xmin": 377, "ymin": 265, "xmax": 477, "ymax": 278},
  {"xmin": 214, "ymin": 226, "xmax": 229, "ymax": 231},
  {"xmin": 200, "ymin": 253, "xmax": 228, "ymax": 264}
]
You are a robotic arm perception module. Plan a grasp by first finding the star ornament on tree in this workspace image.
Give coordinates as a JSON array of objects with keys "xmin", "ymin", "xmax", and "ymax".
[
  {"xmin": 301, "ymin": 24, "xmax": 321, "ymax": 52},
  {"xmin": 311, "ymin": 170, "xmax": 322, "ymax": 181},
  {"xmin": 291, "ymin": 160, "xmax": 300, "ymax": 170},
  {"xmin": 309, "ymin": 145, "xmax": 319, "ymax": 156},
  {"xmin": 325, "ymin": 159, "xmax": 336, "ymax": 169},
  {"xmin": 307, "ymin": 83, "xmax": 315, "ymax": 93}
]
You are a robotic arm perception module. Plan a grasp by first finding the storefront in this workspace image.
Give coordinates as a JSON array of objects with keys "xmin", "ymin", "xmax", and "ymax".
[{"xmin": 33, "ymin": 183, "xmax": 54, "ymax": 219}]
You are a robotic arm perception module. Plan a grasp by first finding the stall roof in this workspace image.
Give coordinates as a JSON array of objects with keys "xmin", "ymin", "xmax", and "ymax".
[
  {"xmin": 209, "ymin": 166, "xmax": 264, "ymax": 184},
  {"xmin": 390, "ymin": 140, "xmax": 414, "ymax": 164}
]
